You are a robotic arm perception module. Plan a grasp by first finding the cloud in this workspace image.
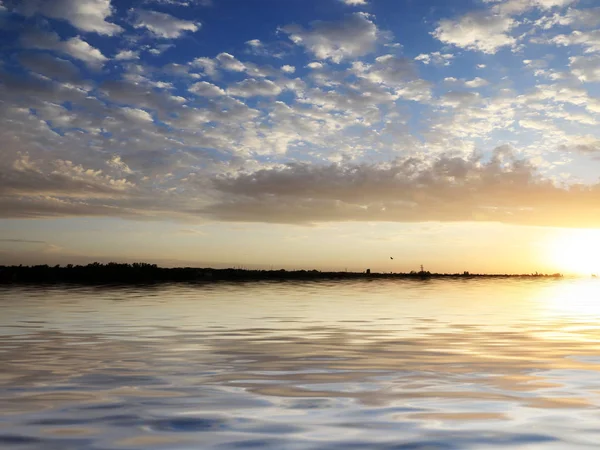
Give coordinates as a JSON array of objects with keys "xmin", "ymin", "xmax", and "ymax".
[
  {"xmin": 98, "ymin": 79, "xmax": 184, "ymax": 111},
  {"xmin": 179, "ymin": 228, "xmax": 206, "ymax": 235},
  {"xmin": 568, "ymin": 54, "xmax": 600, "ymax": 81},
  {"xmin": 227, "ymin": 78, "xmax": 282, "ymax": 97},
  {"xmin": 415, "ymin": 52, "xmax": 454, "ymax": 66},
  {"xmin": 243, "ymin": 38, "xmax": 290, "ymax": 58},
  {"xmin": 5, "ymin": 0, "xmax": 600, "ymax": 232},
  {"xmin": 519, "ymin": 117, "xmax": 559, "ymax": 131},
  {"xmin": 107, "ymin": 155, "xmax": 133, "ymax": 174},
  {"xmin": 280, "ymin": 13, "xmax": 379, "ymax": 63},
  {"xmin": 61, "ymin": 36, "xmax": 108, "ymax": 69},
  {"xmin": 215, "ymin": 52, "xmax": 245, "ymax": 72},
  {"xmin": 563, "ymin": 7, "xmax": 600, "ymax": 28},
  {"xmin": 245, "ymin": 39, "xmax": 262, "ymax": 48},
  {"xmin": 20, "ymin": 29, "xmax": 108, "ymax": 69},
  {"xmin": 552, "ymin": 30, "xmax": 600, "ymax": 53},
  {"xmin": 14, "ymin": 0, "xmax": 122, "ymax": 35},
  {"xmin": 145, "ymin": 0, "xmax": 212, "ymax": 5},
  {"xmin": 192, "ymin": 57, "xmax": 218, "ymax": 77},
  {"xmin": 204, "ymin": 150, "xmax": 600, "ymax": 228},
  {"xmin": 465, "ymin": 77, "xmax": 490, "ymax": 88},
  {"xmin": 1, "ymin": 154, "xmax": 134, "ymax": 198},
  {"xmin": 121, "ymin": 107, "xmax": 154, "ymax": 122},
  {"xmin": 133, "ymin": 9, "xmax": 200, "ymax": 38},
  {"xmin": 433, "ymin": 11, "xmax": 516, "ymax": 53},
  {"xmin": 350, "ymin": 55, "xmax": 414, "ymax": 85},
  {"xmin": 0, "ymin": 239, "xmax": 48, "ymax": 244},
  {"xmin": 115, "ymin": 49, "xmax": 139, "ymax": 60},
  {"xmin": 487, "ymin": 0, "xmax": 577, "ymax": 15},
  {"xmin": 440, "ymin": 91, "xmax": 482, "ymax": 108},
  {"xmin": 148, "ymin": 43, "xmax": 175, "ymax": 55},
  {"xmin": 339, "ymin": 0, "xmax": 368, "ymax": 5},
  {"xmin": 189, "ymin": 81, "xmax": 226, "ymax": 97},
  {"xmin": 18, "ymin": 53, "xmax": 81, "ymax": 82}
]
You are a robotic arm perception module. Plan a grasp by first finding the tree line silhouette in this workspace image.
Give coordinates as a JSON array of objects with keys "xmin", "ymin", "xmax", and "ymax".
[{"xmin": 0, "ymin": 262, "xmax": 563, "ymax": 284}]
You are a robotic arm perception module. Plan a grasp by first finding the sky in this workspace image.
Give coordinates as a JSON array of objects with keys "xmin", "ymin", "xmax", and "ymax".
[{"xmin": 2, "ymin": 0, "xmax": 600, "ymax": 274}]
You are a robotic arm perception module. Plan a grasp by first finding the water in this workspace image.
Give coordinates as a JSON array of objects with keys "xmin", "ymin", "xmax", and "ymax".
[{"xmin": 2, "ymin": 279, "xmax": 600, "ymax": 449}]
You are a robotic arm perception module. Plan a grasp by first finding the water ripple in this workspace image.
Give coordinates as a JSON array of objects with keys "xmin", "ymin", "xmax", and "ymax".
[{"xmin": 2, "ymin": 279, "xmax": 600, "ymax": 449}]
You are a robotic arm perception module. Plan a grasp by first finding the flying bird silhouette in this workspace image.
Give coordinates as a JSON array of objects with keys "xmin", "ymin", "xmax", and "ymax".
[{"xmin": 390, "ymin": 257, "xmax": 394, "ymax": 260}]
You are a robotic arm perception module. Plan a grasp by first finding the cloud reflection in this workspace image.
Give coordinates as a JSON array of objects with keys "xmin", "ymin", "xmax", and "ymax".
[{"xmin": 2, "ymin": 280, "xmax": 600, "ymax": 448}]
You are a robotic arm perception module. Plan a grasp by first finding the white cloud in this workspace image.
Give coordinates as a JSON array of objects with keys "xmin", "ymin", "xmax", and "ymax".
[
  {"xmin": 339, "ymin": 0, "xmax": 368, "ymax": 5},
  {"xmin": 563, "ymin": 7, "xmax": 600, "ymax": 28},
  {"xmin": 62, "ymin": 37, "xmax": 109, "ymax": 69},
  {"xmin": 281, "ymin": 65, "xmax": 296, "ymax": 73},
  {"xmin": 108, "ymin": 155, "xmax": 133, "ymax": 174},
  {"xmin": 395, "ymin": 80, "xmax": 433, "ymax": 102},
  {"xmin": 281, "ymin": 13, "xmax": 378, "ymax": 63},
  {"xmin": 189, "ymin": 81, "xmax": 226, "ymax": 97},
  {"xmin": 444, "ymin": 77, "xmax": 490, "ymax": 88},
  {"xmin": 306, "ymin": 62, "xmax": 324, "ymax": 69},
  {"xmin": 3, "ymin": 154, "xmax": 134, "ymax": 199},
  {"xmin": 228, "ymin": 78, "xmax": 282, "ymax": 97},
  {"xmin": 133, "ymin": 9, "xmax": 200, "ymax": 38},
  {"xmin": 440, "ymin": 91, "xmax": 482, "ymax": 108},
  {"xmin": 488, "ymin": 0, "xmax": 577, "ymax": 15},
  {"xmin": 552, "ymin": 30, "xmax": 600, "ymax": 53},
  {"xmin": 465, "ymin": 77, "xmax": 489, "ymax": 88},
  {"xmin": 121, "ymin": 107, "xmax": 153, "ymax": 122},
  {"xmin": 355, "ymin": 54, "xmax": 418, "ymax": 87},
  {"xmin": 148, "ymin": 44, "xmax": 174, "ymax": 55},
  {"xmin": 245, "ymin": 39, "xmax": 262, "ymax": 48},
  {"xmin": 145, "ymin": 0, "xmax": 212, "ymax": 5},
  {"xmin": 21, "ymin": 30, "xmax": 108, "ymax": 69},
  {"xmin": 216, "ymin": 53, "xmax": 245, "ymax": 72},
  {"xmin": 15, "ymin": 0, "xmax": 122, "ymax": 35},
  {"xmin": 433, "ymin": 11, "xmax": 516, "ymax": 54},
  {"xmin": 569, "ymin": 54, "xmax": 600, "ymax": 81},
  {"xmin": 519, "ymin": 117, "xmax": 558, "ymax": 131},
  {"xmin": 115, "ymin": 50, "xmax": 139, "ymax": 60},
  {"xmin": 415, "ymin": 52, "xmax": 454, "ymax": 66},
  {"xmin": 192, "ymin": 57, "xmax": 218, "ymax": 77}
]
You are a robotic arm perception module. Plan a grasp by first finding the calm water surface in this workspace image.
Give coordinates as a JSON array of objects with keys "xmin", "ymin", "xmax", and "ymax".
[{"xmin": 2, "ymin": 279, "xmax": 600, "ymax": 449}]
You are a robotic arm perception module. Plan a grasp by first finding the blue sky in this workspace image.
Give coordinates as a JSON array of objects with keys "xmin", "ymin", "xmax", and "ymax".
[{"xmin": 2, "ymin": 0, "xmax": 600, "ymax": 272}]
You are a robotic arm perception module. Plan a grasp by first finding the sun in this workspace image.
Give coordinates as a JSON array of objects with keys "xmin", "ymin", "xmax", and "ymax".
[{"xmin": 545, "ymin": 229, "xmax": 600, "ymax": 276}]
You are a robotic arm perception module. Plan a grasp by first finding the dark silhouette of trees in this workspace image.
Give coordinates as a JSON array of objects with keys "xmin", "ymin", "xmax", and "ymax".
[{"xmin": 0, "ymin": 262, "xmax": 564, "ymax": 285}]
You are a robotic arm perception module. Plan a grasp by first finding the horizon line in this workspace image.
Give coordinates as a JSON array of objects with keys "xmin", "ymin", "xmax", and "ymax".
[{"xmin": 0, "ymin": 262, "xmax": 578, "ymax": 279}]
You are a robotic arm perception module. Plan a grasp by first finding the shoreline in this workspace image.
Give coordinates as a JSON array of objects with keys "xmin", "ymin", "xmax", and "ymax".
[{"xmin": 0, "ymin": 263, "xmax": 565, "ymax": 285}]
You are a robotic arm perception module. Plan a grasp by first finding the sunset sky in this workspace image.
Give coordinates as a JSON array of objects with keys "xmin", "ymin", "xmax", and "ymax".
[{"xmin": 2, "ymin": 0, "xmax": 600, "ymax": 274}]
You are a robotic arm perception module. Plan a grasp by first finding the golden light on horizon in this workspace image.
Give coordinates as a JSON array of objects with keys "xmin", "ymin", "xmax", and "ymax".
[{"xmin": 545, "ymin": 229, "xmax": 600, "ymax": 276}]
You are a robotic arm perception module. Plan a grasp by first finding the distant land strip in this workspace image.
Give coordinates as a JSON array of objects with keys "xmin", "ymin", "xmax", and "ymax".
[{"xmin": 0, "ymin": 263, "xmax": 564, "ymax": 284}]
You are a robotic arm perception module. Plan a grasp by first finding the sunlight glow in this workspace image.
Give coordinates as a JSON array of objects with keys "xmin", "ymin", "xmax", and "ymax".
[
  {"xmin": 540, "ymin": 279, "xmax": 600, "ymax": 322},
  {"xmin": 545, "ymin": 229, "xmax": 600, "ymax": 276}
]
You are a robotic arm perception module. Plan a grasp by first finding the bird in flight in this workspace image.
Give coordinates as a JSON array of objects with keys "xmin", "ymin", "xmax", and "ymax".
[{"xmin": 390, "ymin": 257, "xmax": 394, "ymax": 260}]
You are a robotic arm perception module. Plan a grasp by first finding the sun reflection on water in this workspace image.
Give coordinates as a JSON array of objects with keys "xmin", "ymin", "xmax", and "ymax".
[{"xmin": 537, "ymin": 278, "xmax": 600, "ymax": 318}]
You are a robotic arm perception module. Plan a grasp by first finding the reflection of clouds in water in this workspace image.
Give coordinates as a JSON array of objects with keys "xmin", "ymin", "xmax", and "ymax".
[
  {"xmin": 3, "ymin": 280, "xmax": 600, "ymax": 448},
  {"xmin": 0, "ymin": 279, "xmax": 554, "ymax": 335},
  {"xmin": 3, "ymin": 322, "xmax": 600, "ymax": 448}
]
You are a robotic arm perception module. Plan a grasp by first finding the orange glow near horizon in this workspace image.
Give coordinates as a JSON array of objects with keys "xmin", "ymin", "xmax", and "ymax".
[{"xmin": 545, "ymin": 229, "xmax": 600, "ymax": 276}]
